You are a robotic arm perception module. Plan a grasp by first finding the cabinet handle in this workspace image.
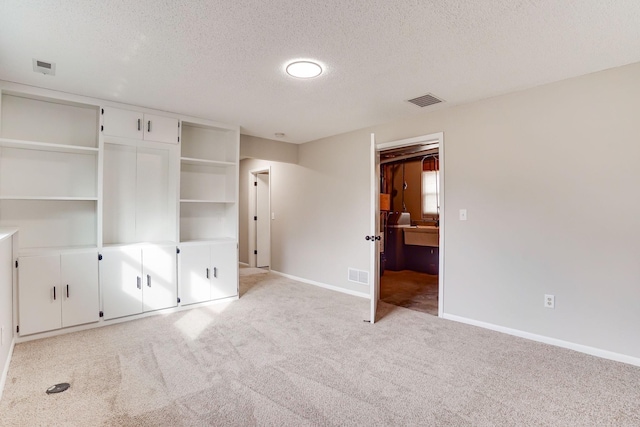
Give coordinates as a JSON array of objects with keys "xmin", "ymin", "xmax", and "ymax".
[
  {"xmin": 53, "ymin": 286, "xmax": 56, "ymax": 300},
  {"xmin": 213, "ymin": 267, "xmax": 217, "ymax": 278},
  {"xmin": 147, "ymin": 274, "xmax": 151, "ymax": 287},
  {"xmin": 147, "ymin": 120, "xmax": 151, "ymax": 132},
  {"xmin": 66, "ymin": 284, "xmax": 69, "ymax": 298},
  {"xmin": 137, "ymin": 276, "xmax": 141, "ymax": 289},
  {"xmin": 137, "ymin": 118, "xmax": 141, "ymax": 131},
  {"xmin": 206, "ymin": 268, "xmax": 209, "ymax": 279}
]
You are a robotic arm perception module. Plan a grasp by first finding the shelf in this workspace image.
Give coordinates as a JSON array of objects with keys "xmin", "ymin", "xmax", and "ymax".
[
  {"xmin": 180, "ymin": 157, "xmax": 235, "ymax": 167},
  {"xmin": 0, "ymin": 138, "xmax": 98, "ymax": 154},
  {"xmin": 0, "ymin": 196, "xmax": 98, "ymax": 201},
  {"xmin": 180, "ymin": 199, "xmax": 235, "ymax": 204}
]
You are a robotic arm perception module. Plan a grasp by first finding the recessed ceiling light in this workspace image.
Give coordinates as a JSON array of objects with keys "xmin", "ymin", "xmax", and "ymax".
[
  {"xmin": 286, "ymin": 61, "xmax": 323, "ymax": 79},
  {"xmin": 274, "ymin": 132, "xmax": 285, "ymax": 138}
]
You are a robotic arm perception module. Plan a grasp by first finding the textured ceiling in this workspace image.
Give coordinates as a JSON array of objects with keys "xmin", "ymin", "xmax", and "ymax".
[{"xmin": 1, "ymin": 1, "xmax": 640, "ymax": 143}]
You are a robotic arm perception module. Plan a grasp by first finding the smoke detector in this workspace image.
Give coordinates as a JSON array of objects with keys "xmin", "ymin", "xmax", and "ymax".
[{"xmin": 32, "ymin": 59, "xmax": 56, "ymax": 76}]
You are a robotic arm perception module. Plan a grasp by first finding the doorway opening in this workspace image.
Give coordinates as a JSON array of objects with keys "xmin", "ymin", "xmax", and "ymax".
[
  {"xmin": 248, "ymin": 168, "xmax": 271, "ymax": 269},
  {"xmin": 372, "ymin": 133, "xmax": 444, "ymax": 321}
]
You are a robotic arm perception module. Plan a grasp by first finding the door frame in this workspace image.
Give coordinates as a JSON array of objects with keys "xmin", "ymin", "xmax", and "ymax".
[
  {"xmin": 248, "ymin": 167, "xmax": 271, "ymax": 268},
  {"xmin": 373, "ymin": 132, "xmax": 445, "ymax": 318}
]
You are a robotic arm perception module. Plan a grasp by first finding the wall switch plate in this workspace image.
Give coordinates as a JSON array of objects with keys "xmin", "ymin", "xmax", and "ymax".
[
  {"xmin": 544, "ymin": 294, "xmax": 555, "ymax": 309},
  {"xmin": 459, "ymin": 209, "xmax": 467, "ymax": 221}
]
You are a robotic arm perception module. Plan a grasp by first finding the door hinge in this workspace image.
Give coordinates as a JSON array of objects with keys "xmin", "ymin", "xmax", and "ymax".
[
  {"xmin": 101, "ymin": 108, "xmax": 104, "ymax": 115},
  {"xmin": 176, "ymin": 247, "xmax": 180, "ymax": 254},
  {"xmin": 254, "ymin": 216, "xmax": 257, "ymax": 221},
  {"xmin": 254, "ymin": 182, "xmax": 257, "ymax": 186},
  {"xmin": 177, "ymin": 297, "xmax": 181, "ymax": 304},
  {"xmin": 254, "ymin": 250, "xmax": 257, "ymax": 255},
  {"xmin": 15, "ymin": 260, "xmax": 18, "ymax": 268},
  {"xmin": 101, "ymin": 125, "xmax": 104, "ymax": 132},
  {"xmin": 16, "ymin": 325, "xmax": 19, "ymax": 333},
  {"xmin": 178, "ymin": 122, "xmax": 180, "ymax": 128},
  {"xmin": 177, "ymin": 136, "xmax": 180, "ymax": 143},
  {"xmin": 98, "ymin": 253, "xmax": 103, "ymax": 261},
  {"xmin": 99, "ymin": 311, "xmax": 104, "ymax": 318}
]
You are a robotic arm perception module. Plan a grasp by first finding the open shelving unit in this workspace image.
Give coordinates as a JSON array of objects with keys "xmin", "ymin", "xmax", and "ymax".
[
  {"xmin": 0, "ymin": 93, "xmax": 100, "ymax": 252},
  {"xmin": 179, "ymin": 122, "xmax": 238, "ymax": 242}
]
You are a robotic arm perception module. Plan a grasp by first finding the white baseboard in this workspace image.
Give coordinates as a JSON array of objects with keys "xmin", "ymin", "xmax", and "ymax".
[
  {"xmin": 0, "ymin": 338, "xmax": 15, "ymax": 402},
  {"xmin": 442, "ymin": 313, "xmax": 640, "ymax": 367},
  {"xmin": 271, "ymin": 270, "xmax": 369, "ymax": 299}
]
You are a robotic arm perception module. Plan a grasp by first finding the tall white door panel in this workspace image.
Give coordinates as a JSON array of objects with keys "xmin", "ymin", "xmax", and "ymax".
[
  {"xmin": 210, "ymin": 242, "xmax": 238, "ymax": 300},
  {"xmin": 179, "ymin": 244, "xmax": 211, "ymax": 305},
  {"xmin": 100, "ymin": 247, "xmax": 143, "ymax": 320},
  {"xmin": 136, "ymin": 147, "xmax": 170, "ymax": 242},
  {"xmin": 102, "ymin": 107, "xmax": 144, "ymax": 140},
  {"xmin": 103, "ymin": 144, "xmax": 137, "ymax": 244},
  {"xmin": 61, "ymin": 252, "xmax": 99, "ymax": 328},
  {"xmin": 18, "ymin": 255, "xmax": 61, "ymax": 335},
  {"xmin": 142, "ymin": 245, "xmax": 177, "ymax": 311},
  {"xmin": 143, "ymin": 114, "xmax": 179, "ymax": 144}
]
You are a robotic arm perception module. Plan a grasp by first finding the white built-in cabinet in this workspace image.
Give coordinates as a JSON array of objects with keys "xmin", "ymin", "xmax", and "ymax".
[
  {"xmin": 179, "ymin": 241, "xmax": 238, "ymax": 305},
  {"xmin": 18, "ymin": 251, "xmax": 99, "ymax": 335},
  {"xmin": 100, "ymin": 245, "xmax": 177, "ymax": 320},
  {"xmin": 102, "ymin": 107, "xmax": 179, "ymax": 144},
  {"xmin": 0, "ymin": 82, "xmax": 239, "ymax": 338}
]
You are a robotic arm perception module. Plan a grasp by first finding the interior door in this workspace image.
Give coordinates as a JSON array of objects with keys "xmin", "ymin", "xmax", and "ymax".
[
  {"xmin": 256, "ymin": 173, "xmax": 270, "ymax": 268},
  {"xmin": 142, "ymin": 244, "xmax": 177, "ymax": 311},
  {"xmin": 370, "ymin": 133, "xmax": 380, "ymax": 323},
  {"xmin": 179, "ymin": 244, "xmax": 211, "ymax": 305},
  {"xmin": 61, "ymin": 251, "xmax": 99, "ymax": 328}
]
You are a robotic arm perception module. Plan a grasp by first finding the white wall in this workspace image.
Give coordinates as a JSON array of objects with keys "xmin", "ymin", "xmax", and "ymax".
[
  {"xmin": 0, "ymin": 232, "xmax": 15, "ymax": 398},
  {"xmin": 245, "ymin": 62, "xmax": 640, "ymax": 359}
]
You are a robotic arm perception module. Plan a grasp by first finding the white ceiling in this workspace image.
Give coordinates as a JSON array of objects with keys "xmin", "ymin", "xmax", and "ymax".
[{"xmin": 1, "ymin": 1, "xmax": 640, "ymax": 144}]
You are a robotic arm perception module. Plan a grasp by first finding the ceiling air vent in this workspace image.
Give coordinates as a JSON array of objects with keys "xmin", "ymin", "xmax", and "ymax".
[
  {"xmin": 407, "ymin": 93, "xmax": 443, "ymax": 108},
  {"xmin": 32, "ymin": 59, "xmax": 56, "ymax": 76}
]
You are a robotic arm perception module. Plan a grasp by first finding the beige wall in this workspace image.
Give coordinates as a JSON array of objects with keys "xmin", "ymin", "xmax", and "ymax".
[
  {"xmin": 240, "ymin": 134, "xmax": 298, "ymax": 163},
  {"xmin": 387, "ymin": 160, "xmax": 422, "ymax": 220},
  {"xmin": 243, "ymin": 62, "xmax": 640, "ymax": 359}
]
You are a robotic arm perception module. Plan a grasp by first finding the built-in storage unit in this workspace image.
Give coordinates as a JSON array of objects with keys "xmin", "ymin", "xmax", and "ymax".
[
  {"xmin": 0, "ymin": 93, "xmax": 99, "ymax": 252},
  {"xmin": 102, "ymin": 107, "xmax": 179, "ymax": 144},
  {"xmin": 100, "ymin": 244, "xmax": 177, "ymax": 320},
  {"xmin": 177, "ymin": 122, "xmax": 239, "ymax": 305},
  {"xmin": 0, "ymin": 81, "xmax": 239, "ymax": 339},
  {"xmin": 18, "ymin": 251, "xmax": 99, "ymax": 335},
  {"xmin": 179, "ymin": 241, "xmax": 238, "ymax": 305}
]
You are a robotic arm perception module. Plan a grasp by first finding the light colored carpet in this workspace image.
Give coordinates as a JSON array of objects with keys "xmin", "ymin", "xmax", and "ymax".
[
  {"xmin": 239, "ymin": 267, "xmax": 269, "ymax": 276},
  {"xmin": 1, "ymin": 273, "xmax": 640, "ymax": 426}
]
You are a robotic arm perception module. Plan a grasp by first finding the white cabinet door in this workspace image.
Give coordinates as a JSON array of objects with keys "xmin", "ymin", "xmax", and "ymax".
[
  {"xmin": 210, "ymin": 242, "xmax": 238, "ymax": 300},
  {"xmin": 179, "ymin": 244, "xmax": 211, "ymax": 305},
  {"xmin": 100, "ymin": 247, "xmax": 143, "ymax": 320},
  {"xmin": 102, "ymin": 107, "xmax": 144, "ymax": 140},
  {"xmin": 61, "ymin": 252, "xmax": 99, "ymax": 328},
  {"xmin": 18, "ymin": 255, "xmax": 61, "ymax": 335},
  {"xmin": 143, "ymin": 114, "xmax": 179, "ymax": 144},
  {"xmin": 103, "ymin": 144, "xmax": 137, "ymax": 244},
  {"xmin": 136, "ymin": 147, "xmax": 170, "ymax": 243},
  {"xmin": 142, "ymin": 245, "xmax": 177, "ymax": 311}
]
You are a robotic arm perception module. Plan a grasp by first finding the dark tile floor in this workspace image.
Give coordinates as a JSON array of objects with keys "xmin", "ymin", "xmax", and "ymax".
[{"xmin": 380, "ymin": 269, "xmax": 439, "ymax": 316}]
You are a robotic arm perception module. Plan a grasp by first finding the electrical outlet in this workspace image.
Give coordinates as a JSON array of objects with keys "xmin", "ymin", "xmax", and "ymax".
[{"xmin": 544, "ymin": 294, "xmax": 555, "ymax": 309}]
